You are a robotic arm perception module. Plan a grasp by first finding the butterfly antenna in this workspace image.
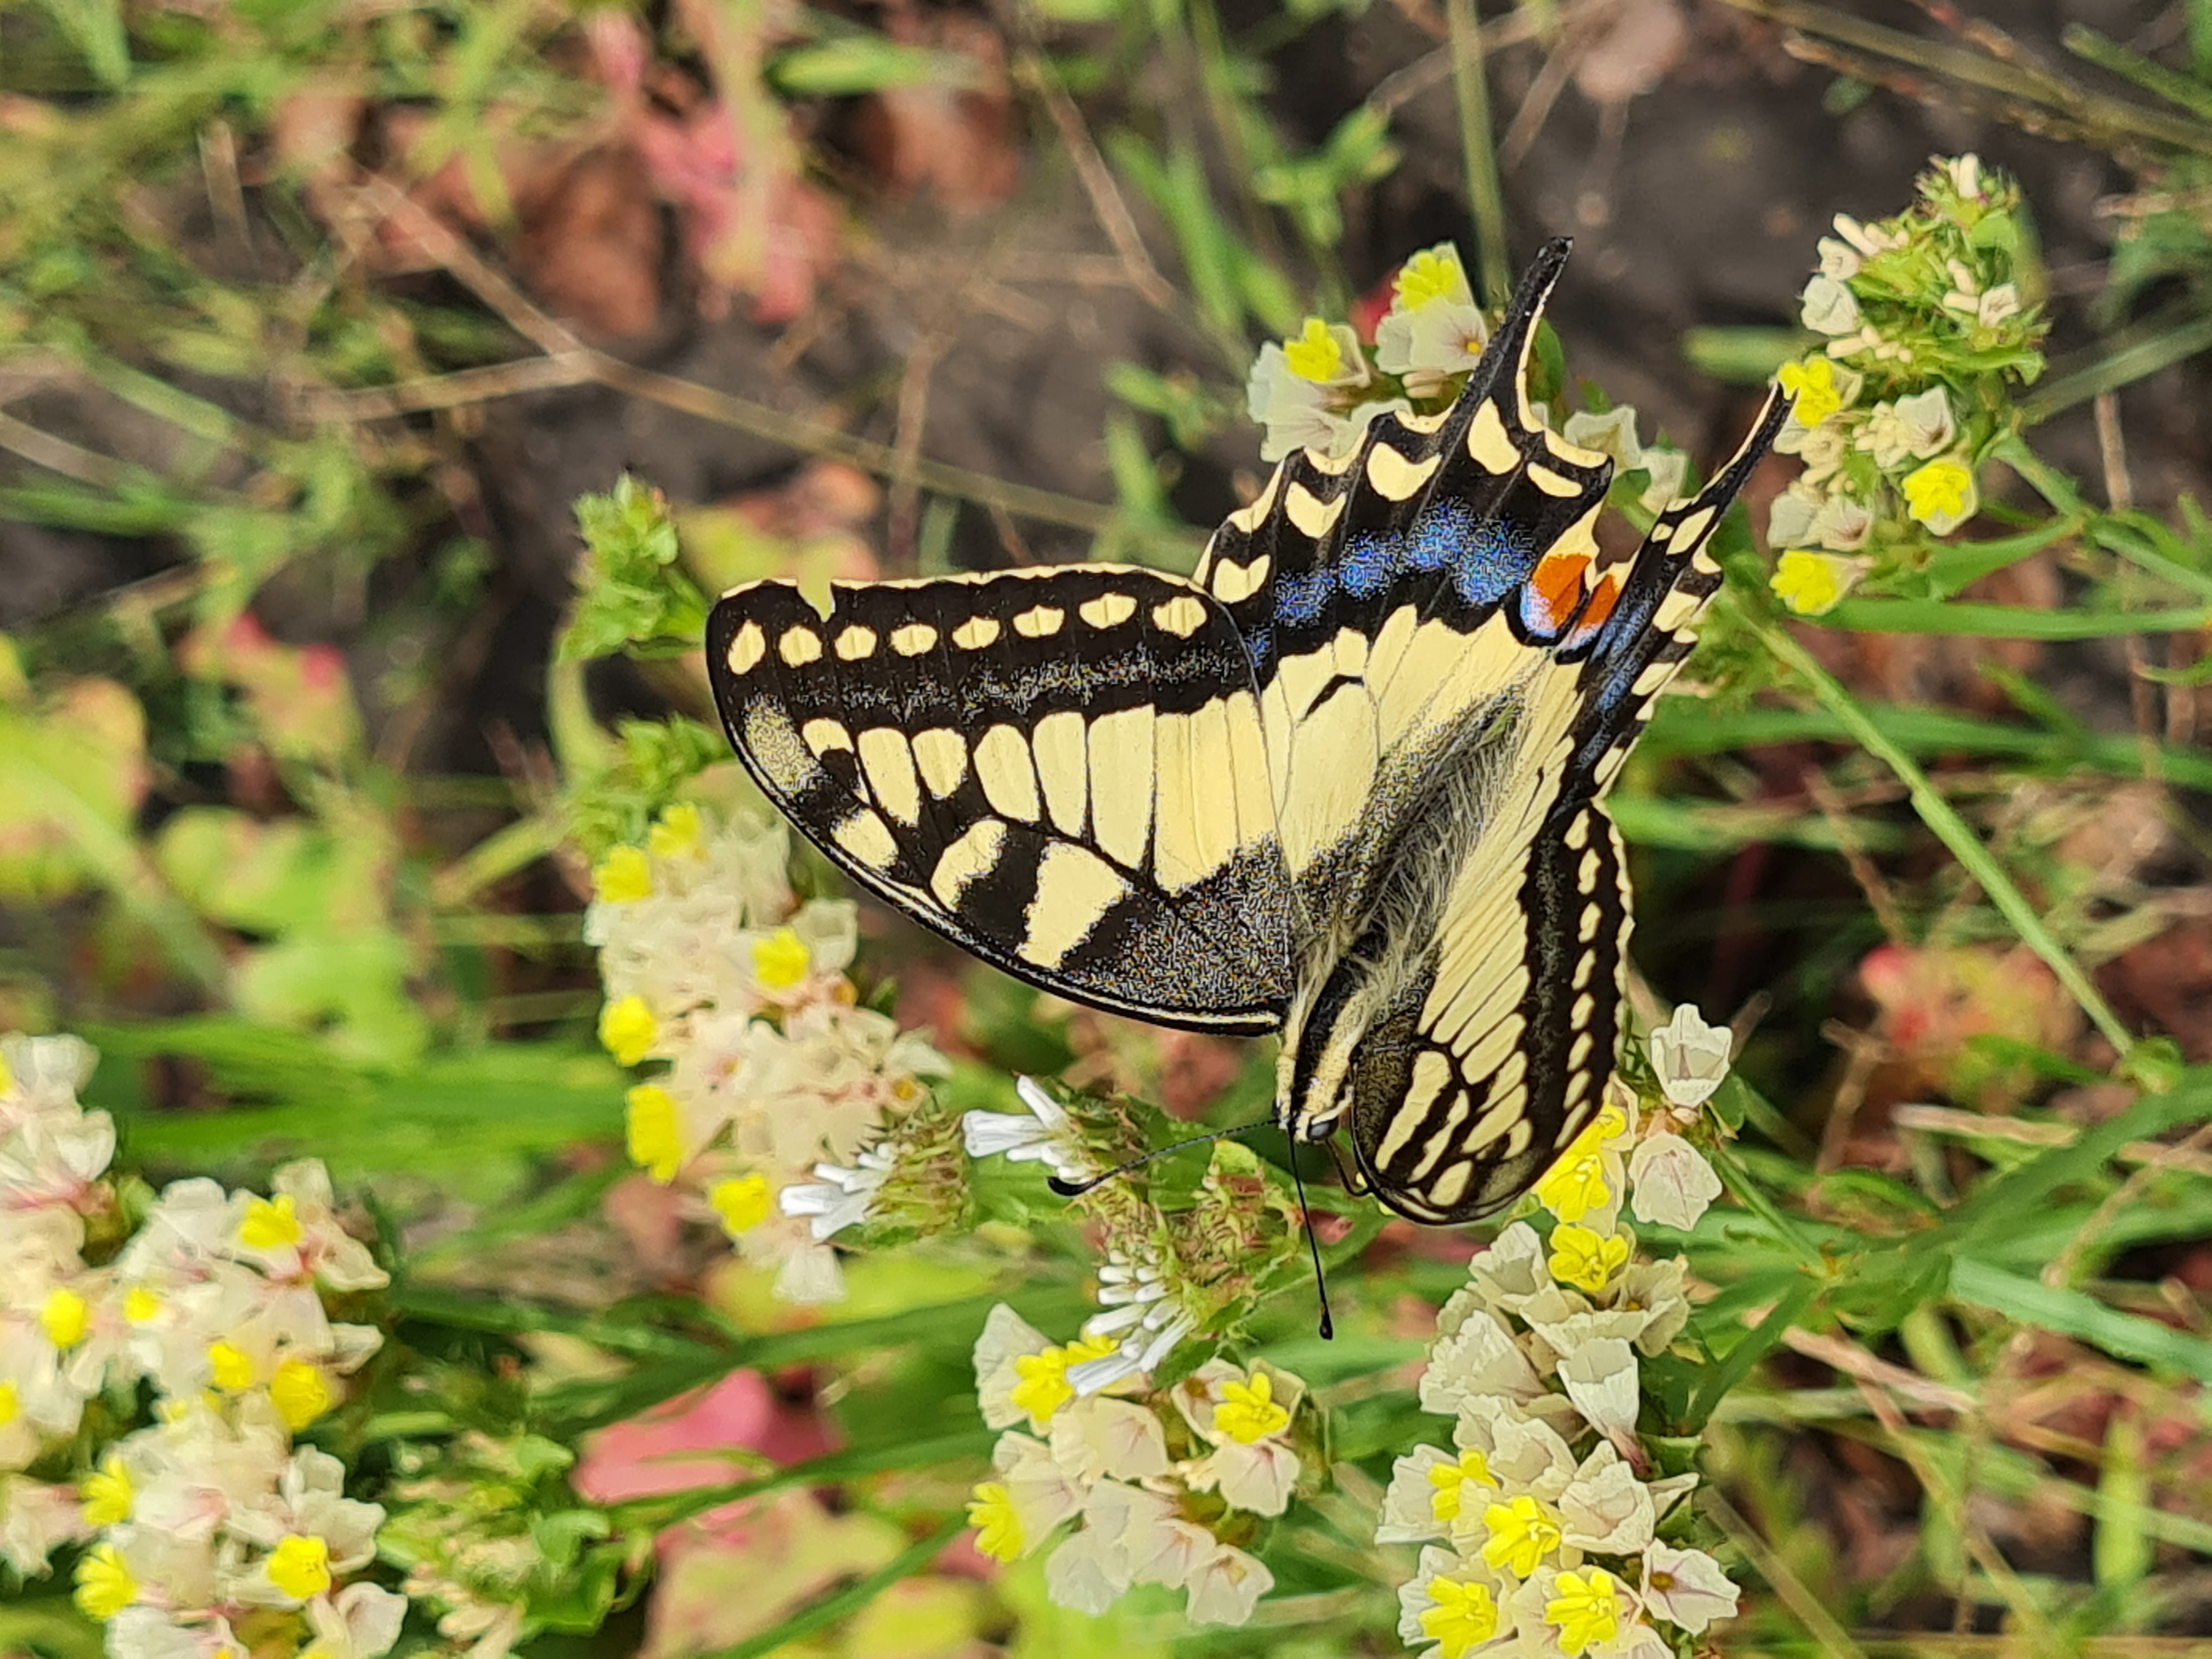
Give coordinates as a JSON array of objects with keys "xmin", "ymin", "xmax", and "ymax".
[
  {"xmin": 1047, "ymin": 1121, "xmax": 1266, "ymax": 1197},
  {"xmin": 1288, "ymin": 1136, "xmax": 1335, "ymax": 1341}
]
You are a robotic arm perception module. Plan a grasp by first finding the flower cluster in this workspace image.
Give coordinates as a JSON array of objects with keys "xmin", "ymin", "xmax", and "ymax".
[
  {"xmin": 0, "ymin": 1031, "xmax": 399, "ymax": 1659},
  {"xmin": 587, "ymin": 799, "xmax": 950, "ymax": 1302},
  {"xmin": 961, "ymin": 1077, "xmax": 1304, "ymax": 1398},
  {"xmin": 1247, "ymin": 242, "xmax": 1690, "ymax": 513},
  {"xmin": 1380, "ymin": 1007, "xmax": 1741, "ymax": 1659},
  {"xmin": 1768, "ymin": 154, "xmax": 2049, "ymax": 614},
  {"xmin": 964, "ymin": 1304, "xmax": 1304, "ymax": 1627}
]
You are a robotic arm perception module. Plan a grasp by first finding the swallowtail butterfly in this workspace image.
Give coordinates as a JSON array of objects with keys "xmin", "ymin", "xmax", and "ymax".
[{"xmin": 707, "ymin": 238, "xmax": 1785, "ymax": 1223}]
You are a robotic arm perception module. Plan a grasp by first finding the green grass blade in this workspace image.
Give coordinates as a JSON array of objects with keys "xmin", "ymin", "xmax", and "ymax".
[
  {"xmin": 1740, "ymin": 602, "xmax": 2139, "ymax": 1059},
  {"xmin": 1950, "ymin": 1259, "xmax": 2212, "ymax": 1381}
]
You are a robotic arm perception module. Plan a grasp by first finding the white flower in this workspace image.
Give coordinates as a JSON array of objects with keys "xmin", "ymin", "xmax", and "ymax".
[
  {"xmin": 1421, "ymin": 1306, "xmax": 1547, "ymax": 1417},
  {"xmin": 1047, "ymin": 1396, "xmax": 1170, "ymax": 1485},
  {"xmin": 1810, "ymin": 492, "xmax": 1874, "ymax": 552},
  {"xmin": 1561, "ymin": 407, "xmax": 1643, "ymax": 471},
  {"xmin": 0, "ymin": 1474, "xmax": 86, "ymax": 1573},
  {"xmin": 1855, "ymin": 388, "xmax": 1956, "ymax": 469},
  {"xmin": 1765, "ymin": 482, "xmax": 1821, "ymax": 549},
  {"xmin": 1375, "ymin": 304, "xmax": 1490, "ymax": 396},
  {"xmin": 1636, "ymin": 448, "xmax": 1688, "ymax": 514},
  {"xmin": 1641, "ymin": 1542, "xmax": 1741, "ymax": 1633},
  {"xmin": 1460, "ymin": 1222, "xmax": 1549, "ymax": 1315},
  {"xmin": 1627, "ymin": 1135, "xmax": 1725, "ymax": 1231},
  {"xmin": 989, "ymin": 1430, "xmax": 1084, "ymax": 1550},
  {"xmin": 1464, "ymin": 1395, "xmax": 1580, "ymax": 1502},
  {"xmin": 1977, "ymin": 284, "xmax": 2020, "ymax": 328},
  {"xmin": 1613, "ymin": 1257, "xmax": 1692, "ymax": 1356},
  {"xmin": 1830, "ymin": 213, "xmax": 1907, "ymax": 258},
  {"xmin": 1799, "ymin": 275, "xmax": 1862, "ymax": 336},
  {"xmin": 1178, "ymin": 1360, "xmax": 1303, "ymax": 1516},
  {"xmin": 1375, "ymin": 1444, "xmax": 1459, "ymax": 1545},
  {"xmin": 771, "ymin": 1237, "xmax": 844, "ymax": 1304},
  {"xmin": 1944, "ymin": 154, "xmax": 1985, "ymax": 199},
  {"xmin": 1649, "ymin": 1005, "xmax": 1731, "ymax": 1108},
  {"xmin": 105, "ymin": 1608, "xmax": 243, "ymax": 1659},
  {"xmin": 1183, "ymin": 1540, "xmax": 1273, "ymax": 1626},
  {"xmin": 1815, "ymin": 236, "xmax": 1860, "ymax": 279},
  {"xmin": 1044, "ymin": 1479, "xmax": 1171, "ymax": 1613},
  {"xmin": 1559, "ymin": 1337, "xmax": 1640, "ymax": 1442},
  {"xmin": 300, "ymin": 1583, "xmax": 408, "ymax": 1659},
  {"xmin": 972, "ymin": 1304, "xmax": 1054, "ymax": 1431},
  {"xmin": 962, "ymin": 1076, "xmax": 1093, "ymax": 1184},
  {"xmin": 777, "ymin": 1144, "xmax": 893, "ymax": 1239},
  {"xmin": 1396, "ymin": 1545, "xmax": 1515, "ymax": 1654},
  {"xmin": 1558, "ymin": 1443, "xmax": 1656, "ymax": 1554}
]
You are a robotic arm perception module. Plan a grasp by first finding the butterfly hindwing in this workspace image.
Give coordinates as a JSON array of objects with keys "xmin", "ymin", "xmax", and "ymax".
[
  {"xmin": 1344, "ymin": 387, "xmax": 1789, "ymax": 1222},
  {"xmin": 707, "ymin": 567, "xmax": 1296, "ymax": 1032}
]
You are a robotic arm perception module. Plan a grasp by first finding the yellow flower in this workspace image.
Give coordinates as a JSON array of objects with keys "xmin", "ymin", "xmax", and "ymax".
[
  {"xmin": 267, "ymin": 1533, "xmax": 332, "ymax": 1601},
  {"xmin": 1480, "ymin": 1494, "xmax": 1563, "ymax": 1577},
  {"xmin": 1008, "ymin": 1350, "xmax": 1075, "ymax": 1427},
  {"xmin": 1533, "ymin": 1104, "xmax": 1627, "ymax": 1223},
  {"xmin": 271, "ymin": 1359, "xmax": 335, "ymax": 1430},
  {"xmin": 598, "ymin": 995, "xmax": 658, "ymax": 1066},
  {"xmin": 624, "ymin": 1084, "xmax": 685, "ymax": 1183},
  {"xmin": 81, "ymin": 1454, "xmax": 133, "ymax": 1527},
  {"xmin": 592, "ymin": 845, "xmax": 653, "ymax": 904},
  {"xmin": 710, "ymin": 1174, "xmax": 773, "ymax": 1237},
  {"xmin": 238, "ymin": 1194, "xmax": 302, "ymax": 1251},
  {"xmin": 0, "ymin": 1382, "xmax": 17, "ymax": 1425},
  {"xmin": 1549, "ymin": 1223, "xmax": 1630, "ymax": 1293},
  {"xmin": 1777, "ymin": 357, "xmax": 1847, "ymax": 429},
  {"xmin": 1420, "ymin": 1575, "xmax": 1500, "ymax": 1659},
  {"xmin": 74, "ymin": 1543, "xmax": 138, "ymax": 1621},
  {"xmin": 0, "ymin": 1054, "xmax": 13, "ymax": 1095},
  {"xmin": 1547, "ymin": 1567, "xmax": 1624, "ymax": 1656},
  {"xmin": 40, "ymin": 1287, "xmax": 88, "ymax": 1349},
  {"xmin": 1007, "ymin": 1335, "xmax": 1121, "ymax": 1430},
  {"xmin": 1284, "ymin": 318, "xmax": 1346, "ymax": 384},
  {"xmin": 122, "ymin": 1286, "xmax": 162, "ymax": 1324},
  {"xmin": 206, "ymin": 1339, "xmax": 256, "ymax": 1392},
  {"xmin": 1214, "ymin": 1372, "xmax": 1290, "ymax": 1444},
  {"xmin": 1426, "ymin": 1448, "xmax": 1497, "ymax": 1523},
  {"xmin": 1395, "ymin": 246, "xmax": 1471, "ymax": 313},
  {"xmin": 1534, "ymin": 1152, "xmax": 1611, "ymax": 1225},
  {"xmin": 1771, "ymin": 549, "xmax": 1852, "ymax": 616},
  {"xmin": 966, "ymin": 1481, "xmax": 1024, "ymax": 1562},
  {"xmin": 1903, "ymin": 456, "xmax": 1977, "ymax": 533},
  {"xmin": 752, "ymin": 927, "xmax": 811, "ymax": 992},
  {"xmin": 648, "ymin": 803, "xmax": 704, "ymax": 860}
]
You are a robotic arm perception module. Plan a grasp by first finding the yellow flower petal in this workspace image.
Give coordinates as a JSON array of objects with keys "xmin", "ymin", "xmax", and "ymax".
[
  {"xmin": 40, "ymin": 1286, "xmax": 89, "ymax": 1349},
  {"xmin": 624, "ymin": 1084, "xmax": 686, "ymax": 1183},
  {"xmin": 1214, "ymin": 1373, "xmax": 1290, "ymax": 1444},
  {"xmin": 752, "ymin": 927, "xmax": 811, "ymax": 991},
  {"xmin": 967, "ymin": 1481, "xmax": 1024, "ymax": 1562},
  {"xmin": 81, "ymin": 1454, "xmax": 133, "ymax": 1527},
  {"xmin": 1420, "ymin": 1575, "xmax": 1500, "ymax": 1659},
  {"xmin": 238, "ymin": 1193, "xmax": 303, "ymax": 1251},
  {"xmin": 648, "ymin": 803, "xmax": 704, "ymax": 860},
  {"xmin": 593, "ymin": 845, "xmax": 653, "ymax": 904},
  {"xmin": 270, "ymin": 1359, "xmax": 335, "ymax": 1430},
  {"xmin": 1284, "ymin": 318, "xmax": 1346, "ymax": 384},
  {"xmin": 598, "ymin": 995, "xmax": 658, "ymax": 1066},
  {"xmin": 74, "ymin": 1543, "xmax": 138, "ymax": 1621},
  {"xmin": 709, "ymin": 1174, "xmax": 774, "ymax": 1237},
  {"xmin": 266, "ymin": 1533, "xmax": 332, "ymax": 1602}
]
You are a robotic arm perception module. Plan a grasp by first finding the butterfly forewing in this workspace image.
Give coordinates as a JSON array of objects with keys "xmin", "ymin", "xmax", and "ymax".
[{"xmin": 707, "ymin": 566, "xmax": 1296, "ymax": 1032}]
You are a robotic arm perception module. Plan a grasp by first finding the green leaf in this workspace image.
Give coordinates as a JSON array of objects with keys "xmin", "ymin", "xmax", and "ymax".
[
  {"xmin": 1950, "ymin": 1258, "xmax": 2212, "ymax": 1381},
  {"xmin": 769, "ymin": 37, "xmax": 976, "ymax": 97},
  {"xmin": 1817, "ymin": 597, "xmax": 2212, "ymax": 637}
]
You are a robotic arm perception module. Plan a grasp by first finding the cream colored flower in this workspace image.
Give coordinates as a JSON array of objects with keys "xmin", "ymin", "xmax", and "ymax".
[
  {"xmin": 1559, "ymin": 1338, "xmax": 1640, "ymax": 1441},
  {"xmin": 1641, "ymin": 1541, "xmax": 1740, "ymax": 1633},
  {"xmin": 1627, "ymin": 1135, "xmax": 1725, "ymax": 1231}
]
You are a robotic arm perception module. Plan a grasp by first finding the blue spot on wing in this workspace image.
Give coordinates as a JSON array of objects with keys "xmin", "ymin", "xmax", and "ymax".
[
  {"xmin": 1409, "ymin": 499, "xmax": 1533, "ymax": 608},
  {"xmin": 1339, "ymin": 531, "xmax": 1400, "ymax": 599},
  {"xmin": 1274, "ymin": 571, "xmax": 1332, "ymax": 627}
]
